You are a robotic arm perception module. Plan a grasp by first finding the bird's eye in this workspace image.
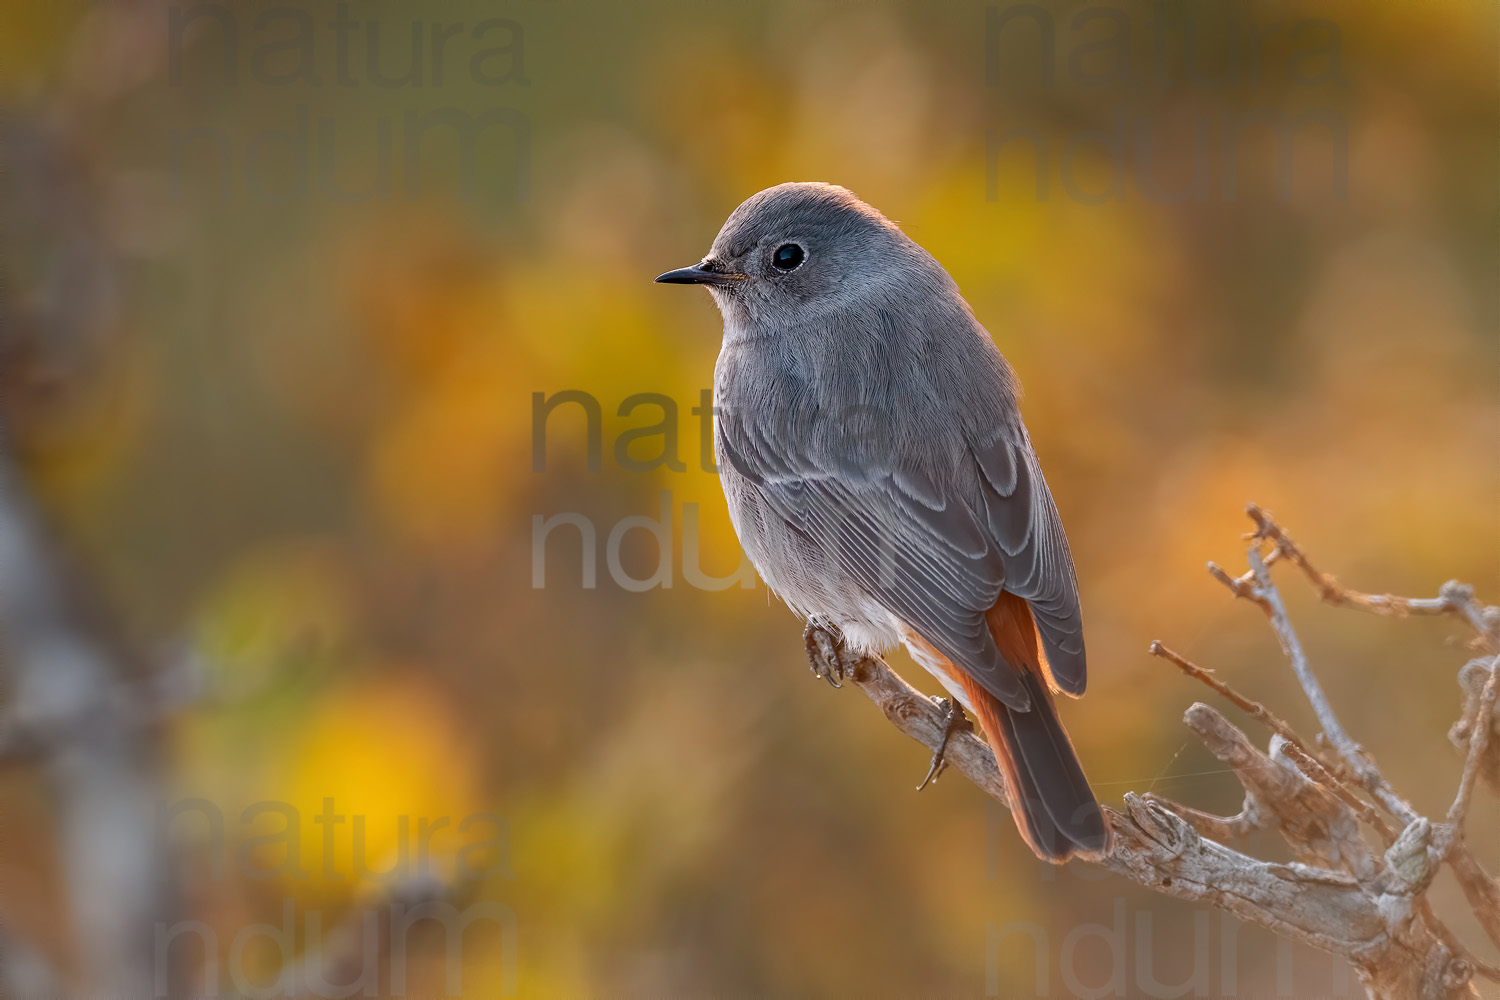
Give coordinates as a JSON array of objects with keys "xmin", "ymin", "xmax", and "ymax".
[{"xmin": 772, "ymin": 243, "xmax": 805, "ymax": 271}]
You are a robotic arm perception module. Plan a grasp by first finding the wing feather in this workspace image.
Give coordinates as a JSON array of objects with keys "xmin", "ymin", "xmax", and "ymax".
[{"xmin": 720, "ymin": 402, "xmax": 1086, "ymax": 705}]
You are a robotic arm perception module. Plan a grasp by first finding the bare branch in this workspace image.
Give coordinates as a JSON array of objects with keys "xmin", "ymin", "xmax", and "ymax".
[
  {"xmin": 1446, "ymin": 656, "xmax": 1499, "ymax": 832},
  {"xmin": 1433, "ymin": 656, "xmax": 1500, "ymax": 952},
  {"xmin": 835, "ymin": 653, "xmax": 1479, "ymax": 999},
  {"xmin": 1184, "ymin": 703, "xmax": 1378, "ymax": 879},
  {"xmin": 816, "ymin": 507, "xmax": 1500, "ymax": 999},
  {"xmin": 1445, "ymin": 842, "xmax": 1500, "ymax": 954},
  {"xmin": 845, "ymin": 656, "xmax": 1009, "ymax": 804},
  {"xmin": 1209, "ymin": 560, "xmax": 1274, "ymax": 613},
  {"xmin": 1245, "ymin": 544, "xmax": 1423, "ymax": 828},
  {"xmin": 1149, "ymin": 641, "xmax": 1395, "ymax": 841},
  {"xmin": 1237, "ymin": 511, "xmax": 1500, "ymax": 955},
  {"xmin": 1244, "ymin": 505, "xmax": 1500, "ymax": 652},
  {"xmin": 1144, "ymin": 793, "xmax": 1265, "ymax": 842},
  {"xmin": 1415, "ymin": 897, "xmax": 1500, "ymax": 985},
  {"xmin": 1277, "ymin": 739, "xmax": 1397, "ymax": 845},
  {"xmin": 1149, "ymin": 641, "xmax": 1304, "ymax": 744},
  {"xmin": 1450, "ymin": 659, "xmax": 1500, "ymax": 803}
]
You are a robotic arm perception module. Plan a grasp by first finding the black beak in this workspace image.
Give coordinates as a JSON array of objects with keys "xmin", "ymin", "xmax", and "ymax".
[{"xmin": 654, "ymin": 261, "xmax": 747, "ymax": 286}]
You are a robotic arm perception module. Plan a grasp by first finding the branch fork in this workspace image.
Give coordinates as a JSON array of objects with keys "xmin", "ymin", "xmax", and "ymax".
[{"xmin": 812, "ymin": 505, "xmax": 1500, "ymax": 1000}]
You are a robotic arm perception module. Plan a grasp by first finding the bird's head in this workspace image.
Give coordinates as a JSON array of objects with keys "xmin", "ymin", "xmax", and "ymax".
[{"xmin": 655, "ymin": 182, "xmax": 943, "ymax": 333}]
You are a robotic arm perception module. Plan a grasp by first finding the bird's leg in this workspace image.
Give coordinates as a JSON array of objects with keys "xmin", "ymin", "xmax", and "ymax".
[
  {"xmin": 917, "ymin": 697, "xmax": 973, "ymax": 791},
  {"xmin": 803, "ymin": 619, "xmax": 848, "ymax": 688}
]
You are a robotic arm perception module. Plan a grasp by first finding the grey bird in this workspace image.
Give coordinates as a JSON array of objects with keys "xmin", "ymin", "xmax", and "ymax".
[{"xmin": 655, "ymin": 182, "xmax": 1110, "ymax": 862}]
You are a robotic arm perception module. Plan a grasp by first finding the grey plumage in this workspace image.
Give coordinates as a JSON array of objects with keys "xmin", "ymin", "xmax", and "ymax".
[{"xmin": 656, "ymin": 182, "xmax": 1102, "ymax": 859}]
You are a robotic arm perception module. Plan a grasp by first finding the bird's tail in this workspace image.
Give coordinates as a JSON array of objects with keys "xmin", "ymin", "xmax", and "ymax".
[{"xmin": 957, "ymin": 592, "xmax": 1111, "ymax": 863}]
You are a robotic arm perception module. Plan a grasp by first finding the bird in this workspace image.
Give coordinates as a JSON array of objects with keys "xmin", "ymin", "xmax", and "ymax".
[{"xmin": 654, "ymin": 182, "xmax": 1110, "ymax": 862}]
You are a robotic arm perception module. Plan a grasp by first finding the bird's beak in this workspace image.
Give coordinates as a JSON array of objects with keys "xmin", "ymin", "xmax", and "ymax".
[{"xmin": 653, "ymin": 262, "xmax": 747, "ymax": 286}]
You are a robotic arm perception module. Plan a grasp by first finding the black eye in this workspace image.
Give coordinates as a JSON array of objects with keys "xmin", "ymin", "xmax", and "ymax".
[{"xmin": 772, "ymin": 243, "xmax": 804, "ymax": 271}]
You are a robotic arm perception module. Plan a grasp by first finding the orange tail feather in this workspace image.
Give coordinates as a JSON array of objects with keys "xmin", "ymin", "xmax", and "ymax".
[{"xmin": 957, "ymin": 593, "xmax": 1110, "ymax": 862}]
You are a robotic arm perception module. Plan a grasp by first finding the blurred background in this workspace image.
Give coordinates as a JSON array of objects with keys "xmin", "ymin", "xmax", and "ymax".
[{"xmin": 0, "ymin": 0, "xmax": 1495, "ymax": 996}]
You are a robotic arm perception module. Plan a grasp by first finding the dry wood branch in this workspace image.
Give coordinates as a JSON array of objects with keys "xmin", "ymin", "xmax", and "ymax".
[
  {"xmin": 1244, "ymin": 505, "xmax": 1500, "ymax": 653},
  {"xmin": 1237, "ymin": 510, "xmax": 1500, "ymax": 955},
  {"xmin": 1446, "ymin": 843, "xmax": 1500, "ymax": 957},
  {"xmin": 1253, "ymin": 548, "xmax": 1398, "ymax": 804},
  {"xmin": 1149, "ymin": 641, "xmax": 1305, "ymax": 748},
  {"xmin": 815, "ymin": 508, "xmax": 1500, "ymax": 999},
  {"xmin": 1450, "ymin": 659, "xmax": 1500, "ymax": 796},
  {"xmin": 1416, "ymin": 897, "xmax": 1500, "ymax": 985},
  {"xmin": 844, "ymin": 656, "xmax": 1010, "ymax": 804},
  {"xmin": 1143, "ymin": 793, "xmax": 1264, "ymax": 842},
  {"xmin": 1231, "ymin": 538, "xmax": 1424, "ymax": 832},
  {"xmin": 1149, "ymin": 641, "xmax": 1396, "ymax": 842},
  {"xmin": 1209, "ymin": 560, "xmax": 1273, "ymax": 613},
  {"xmin": 1184, "ymin": 703, "xmax": 1378, "ymax": 880},
  {"xmin": 1447, "ymin": 657, "xmax": 1499, "ymax": 831},
  {"xmin": 836, "ymin": 653, "xmax": 1481, "ymax": 998},
  {"xmin": 1148, "ymin": 641, "xmax": 1375, "ymax": 805},
  {"xmin": 1434, "ymin": 655, "xmax": 1500, "ymax": 955},
  {"xmin": 1278, "ymin": 739, "xmax": 1397, "ymax": 846}
]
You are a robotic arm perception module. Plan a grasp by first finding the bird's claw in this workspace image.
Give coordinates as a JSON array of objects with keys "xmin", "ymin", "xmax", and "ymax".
[
  {"xmin": 917, "ymin": 697, "xmax": 972, "ymax": 790},
  {"xmin": 804, "ymin": 619, "xmax": 848, "ymax": 688}
]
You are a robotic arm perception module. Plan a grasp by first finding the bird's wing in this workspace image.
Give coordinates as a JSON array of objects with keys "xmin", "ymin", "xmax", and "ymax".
[
  {"xmin": 719, "ymin": 410, "xmax": 1087, "ymax": 704},
  {"xmin": 969, "ymin": 432, "xmax": 1087, "ymax": 696}
]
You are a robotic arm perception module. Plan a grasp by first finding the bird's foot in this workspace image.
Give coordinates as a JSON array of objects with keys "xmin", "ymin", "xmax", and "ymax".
[
  {"xmin": 803, "ymin": 619, "xmax": 849, "ymax": 688},
  {"xmin": 917, "ymin": 697, "xmax": 973, "ymax": 791}
]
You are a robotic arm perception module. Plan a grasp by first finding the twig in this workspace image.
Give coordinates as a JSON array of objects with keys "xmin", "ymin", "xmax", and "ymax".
[
  {"xmin": 1445, "ymin": 843, "xmax": 1500, "ymax": 953},
  {"xmin": 1246, "ymin": 545, "xmax": 1351, "ymax": 751},
  {"xmin": 1278, "ymin": 739, "xmax": 1396, "ymax": 845},
  {"xmin": 1245, "ymin": 544, "xmax": 1423, "ymax": 828},
  {"xmin": 1149, "ymin": 641, "xmax": 1305, "ymax": 746},
  {"xmin": 1445, "ymin": 655, "xmax": 1499, "ymax": 833},
  {"xmin": 1416, "ymin": 897, "xmax": 1500, "ymax": 985},
  {"xmin": 1208, "ymin": 560, "xmax": 1273, "ymax": 613},
  {"xmin": 1147, "ymin": 641, "xmax": 1395, "ymax": 842},
  {"xmin": 1433, "ymin": 651, "xmax": 1500, "ymax": 953},
  {"xmin": 1145, "ymin": 793, "xmax": 1264, "ymax": 842},
  {"xmin": 1245, "ymin": 504, "xmax": 1499, "ymax": 653},
  {"xmin": 1449, "ymin": 659, "xmax": 1500, "ymax": 795}
]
